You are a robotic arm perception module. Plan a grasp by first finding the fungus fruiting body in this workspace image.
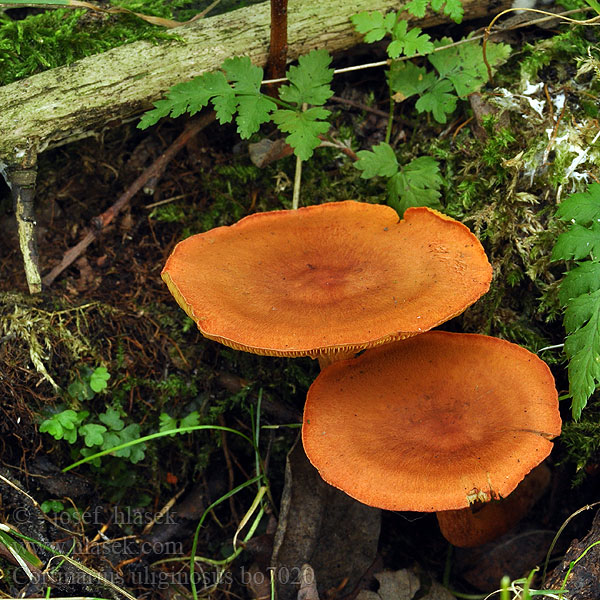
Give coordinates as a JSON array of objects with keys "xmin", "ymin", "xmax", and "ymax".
[
  {"xmin": 302, "ymin": 331, "xmax": 561, "ymax": 514},
  {"xmin": 162, "ymin": 201, "xmax": 492, "ymax": 365},
  {"xmin": 435, "ymin": 463, "xmax": 552, "ymax": 547}
]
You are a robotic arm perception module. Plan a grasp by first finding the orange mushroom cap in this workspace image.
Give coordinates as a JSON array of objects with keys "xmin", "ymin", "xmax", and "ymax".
[
  {"xmin": 302, "ymin": 331, "xmax": 561, "ymax": 512},
  {"xmin": 162, "ymin": 201, "xmax": 492, "ymax": 359}
]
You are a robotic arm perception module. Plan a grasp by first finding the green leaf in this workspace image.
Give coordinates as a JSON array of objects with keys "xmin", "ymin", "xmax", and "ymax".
[
  {"xmin": 564, "ymin": 290, "xmax": 600, "ymax": 336},
  {"xmin": 431, "ymin": 0, "xmax": 464, "ymax": 23},
  {"xmin": 415, "ymin": 78, "xmax": 457, "ymax": 123},
  {"xmin": 0, "ymin": 530, "xmax": 43, "ymax": 569},
  {"xmin": 40, "ymin": 409, "xmax": 84, "ymax": 442},
  {"xmin": 351, "ymin": 11, "xmax": 397, "ymax": 43},
  {"xmin": 388, "ymin": 21, "xmax": 434, "ymax": 58},
  {"xmin": 388, "ymin": 61, "xmax": 437, "ymax": 100},
  {"xmin": 117, "ymin": 424, "xmax": 145, "ymax": 463},
  {"xmin": 585, "ymin": 0, "xmax": 600, "ymax": 15},
  {"xmin": 279, "ymin": 49, "xmax": 334, "ymax": 106},
  {"xmin": 562, "ymin": 290, "xmax": 600, "ymax": 419},
  {"xmin": 39, "ymin": 417, "xmax": 65, "ymax": 440},
  {"xmin": 272, "ymin": 107, "xmax": 331, "ymax": 160},
  {"xmin": 428, "ymin": 37, "xmax": 511, "ymax": 97},
  {"xmin": 223, "ymin": 56, "xmax": 263, "ymax": 92},
  {"xmin": 387, "ymin": 156, "xmax": 443, "ymax": 214},
  {"xmin": 41, "ymin": 500, "xmax": 65, "ymax": 514},
  {"xmin": 99, "ymin": 407, "xmax": 124, "ymax": 431},
  {"xmin": 180, "ymin": 411, "xmax": 200, "ymax": 429},
  {"xmin": 67, "ymin": 378, "xmax": 94, "ymax": 401},
  {"xmin": 78, "ymin": 423, "xmax": 107, "ymax": 447},
  {"xmin": 57, "ymin": 409, "xmax": 81, "ymax": 430},
  {"xmin": 101, "ymin": 431, "xmax": 122, "ymax": 451},
  {"xmin": 555, "ymin": 183, "xmax": 600, "ymax": 225},
  {"xmin": 138, "ymin": 70, "xmax": 232, "ymax": 129},
  {"xmin": 559, "ymin": 262, "xmax": 600, "ymax": 305},
  {"xmin": 354, "ymin": 142, "xmax": 399, "ymax": 179},
  {"xmin": 552, "ymin": 223, "xmax": 600, "ymax": 261},
  {"xmin": 568, "ymin": 349, "xmax": 599, "ymax": 420},
  {"xmin": 405, "ymin": 0, "xmax": 429, "ymax": 18},
  {"xmin": 159, "ymin": 413, "xmax": 178, "ymax": 437},
  {"xmin": 101, "ymin": 424, "xmax": 144, "ymax": 461},
  {"xmin": 166, "ymin": 77, "xmax": 216, "ymax": 117},
  {"xmin": 224, "ymin": 56, "xmax": 276, "ymax": 136},
  {"xmin": 138, "ymin": 99, "xmax": 173, "ymax": 129},
  {"xmin": 89, "ymin": 366, "xmax": 110, "ymax": 393},
  {"xmin": 236, "ymin": 94, "xmax": 276, "ymax": 138}
]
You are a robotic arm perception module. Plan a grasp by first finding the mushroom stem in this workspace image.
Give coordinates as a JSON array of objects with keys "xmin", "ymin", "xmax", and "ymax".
[
  {"xmin": 317, "ymin": 350, "xmax": 358, "ymax": 370},
  {"xmin": 435, "ymin": 464, "xmax": 551, "ymax": 547}
]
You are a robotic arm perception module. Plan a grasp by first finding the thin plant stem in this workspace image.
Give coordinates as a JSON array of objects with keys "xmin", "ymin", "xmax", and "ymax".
[
  {"xmin": 63, "ymin": 425, "xmax": 255, "ymax": 472},
  {"xmin": 190, "ymin": 475, "xmax": 263, "ymax": 600},
  {"xmin": 385, "ymin": 90, "xmax": 395, "ymax": 145},
  {"xmin": 559, "ymin": 540, "xmax": 600, "ymax": 597},
  {"xmin": 541, "ymin": 501, "xmax": 600, "ymax": 585},
  {"xmin": 265, "ymin": 0, "xmax": 288, "ymax": 97},
  {"xmin": 292, "ymin": 154, "xmax": 302, "ymax": 210}
]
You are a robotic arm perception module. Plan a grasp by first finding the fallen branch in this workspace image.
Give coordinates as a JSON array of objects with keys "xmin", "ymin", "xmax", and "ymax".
[{"xmin": 42, "ymin": 112, "xmax": 216, "ymax": 287}]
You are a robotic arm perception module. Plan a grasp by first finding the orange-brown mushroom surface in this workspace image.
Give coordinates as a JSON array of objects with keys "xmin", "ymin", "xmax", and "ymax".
[
  {"xmin": 303, "ymin": 331, "xmax": 561, "ymax": 512},
  {"xmin": 435, "ymin": 464, "xmax": 552, "ymax": 547},
  {"xmin": 162, "ymin": 201, "xmax": 492, "ymax": 359}
]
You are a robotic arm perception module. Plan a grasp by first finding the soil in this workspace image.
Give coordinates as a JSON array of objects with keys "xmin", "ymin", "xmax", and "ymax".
[{"xmin": 1, "ymin": 5, "xmax": 600, "ymax": 600}]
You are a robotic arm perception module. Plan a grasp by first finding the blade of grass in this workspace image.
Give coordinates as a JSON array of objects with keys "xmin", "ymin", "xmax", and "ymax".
[
  {"xmin": 63, "ymin": 425, "xmax": 255, "ymax": 472},
  {"xmin": 232, "ymin": 485, "xmax": 267, "ymax": 550},
  {"xmin": 190, "ymin": 475, "xmax": 263, "ymax": 600}
]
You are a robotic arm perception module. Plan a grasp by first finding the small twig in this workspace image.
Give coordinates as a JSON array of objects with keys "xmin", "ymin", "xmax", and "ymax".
[
  {"xmin": 145, "ymin": 193, "xmax": 189, "ymax": 209},
  {"xmin": 10, "ymin": 166, "xmax": 41, "ymax": 294},
  {"xmin": 42, "ymin": 112, "xmax": 216, "ymax": 287},
  {"xmin": 141, "ymin": 488, "xmax": 185, "ymax": 535},
  {"xmin": 451, "ymin": 116, "xmax": 474, "ymax": 141},
  {"xmin": 317, "ymin": 137, "xmax": 359, "ymax": 161},
  {"xmin": 329, "ymin": 95, "xmax": 410, "ymax": 126}
]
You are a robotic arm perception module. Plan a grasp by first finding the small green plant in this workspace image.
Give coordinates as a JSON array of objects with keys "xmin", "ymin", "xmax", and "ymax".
[
  {"xmin": 40, "ymin": 499, "xmax": 65, "ymax": 513},
  {"xmin": 140, "ymin": 49, "xmax": 334, "ymax": 162},
  {"xmin": 39, "ymin": 366, "xmax": 146, "ymax": 465},
  {"xmin": 139, "ymin": 48, "xmax": 335, "ymax": 209},
  {"xmin": 354, "ymin": 145, "xmax": 443, "ymax": 213},
  {"xmin": 551, "ymin": 183, "xmax": 600, "ymax": 419},
  {"xmin": 138, "ymin": 4, "xmax": 479, "ymax": 213},
  {"xmin": 159, "ymin": 410, "xmax": 200, "ymax": 437},
  {"xmin": 349, "ymin": 3, "xmax": 512, "ymax": 213},
  {"xmin": 40, "ymin": 406, "xmax": 146, "ymax": 465},
  {"xmin": 66, "ymin": 364, "xmax": 110, "ymax": 401},
  {"xmin": 352, "ymin": 7, "xmax": 510, "ymax": 124}
]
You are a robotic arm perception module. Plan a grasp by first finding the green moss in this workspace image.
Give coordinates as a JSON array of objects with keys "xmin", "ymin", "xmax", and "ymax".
[
  {"xmin": 519, "ymin": 26, "xmax": 594, "ymax": 82},
  {"xmin": 0, "ymin": 4, "xmax": 180, "ymax": 86},
  {"xmin": 561, "ymin": 404, "xmax": 600, "ymax": 485},
  {"xmin": 0, "ymin": 0, "xmax": 273, "ymax": 87}
]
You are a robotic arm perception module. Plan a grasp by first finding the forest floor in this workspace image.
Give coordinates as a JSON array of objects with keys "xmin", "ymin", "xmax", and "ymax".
[{"xmin": 1, "ymin": 2, "xmax": 600, "ymax": 600}]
